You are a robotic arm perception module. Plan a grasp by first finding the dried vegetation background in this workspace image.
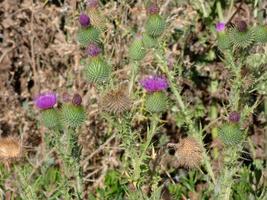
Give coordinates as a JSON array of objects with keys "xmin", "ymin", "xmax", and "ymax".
[{"xmin": 0, "ymin": 0, "xmax": 267, "ymax": 196}]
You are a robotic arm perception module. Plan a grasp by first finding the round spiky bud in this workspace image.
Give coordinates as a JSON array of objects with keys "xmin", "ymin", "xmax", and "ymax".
[
  {"xmin": 86, "ymin": 43, "xmax": 102, "ymax": 57},
  {"xmin": 72, "ymin": 94, "xmax": 82, "ymax": 106},
  {"xmin": 236, "ymin": 20, "xmax": 248, "ymax": 32},
  {"xmin": 253, "ymin": 25, "xmax": 267, "ymax": 43},
  {"xmin": 60, "ymin": 104, "xmax": 86, "ymax": 128},
  {"xmin": 100, "ymin": 88, "xmax": 132, "ymax": 114},
  {"xmin": 83, "ymin": 57, "xmax": 111, "ymax": 83},
  {"xmin": 40, "ymin": 108, "xmax": 62, "ymax": 129},
  {"xmin": 217, "ymin": 32, "xmax": 232, "ymax": 50},
  {"xmin": 145, "ymin": 14, "xmax": 165, "ymax": 38},
  {"xmin": 0, "ymin": 137, "xmax": 22, "ymax": 161},
  {"xmin": 129, "ymin": 38, "xmax": 146, "ymax": 61},
  {"xmin": 79, "ymin": 13, "xmax": 91, "ymax": 27},
  {"xmin": 87, "ymin": 9, "xmax": 107, "ymax": 32},
  {"xmin": 142, "ymin": 33, "xmax": 157, "ymax": 48},
  {"xmin": 76, "ymin": 27, "xmax": 101, "ymax": 47},
  {"xmin": 145, "ymin": 92, "xmax": 168, "ymax": 113},
  {"xmin": 228, "ymin": 111, "xmax": 240, "ymax": 123},
  {"xmin": 174, "ymin": 137, "xmax": 203, "ymax": 168},
  {"xmin": 228, "ymin": 27, "xmax": 255, "ymax": 48},
  {"xmin": 218, "ymin": 123, "xmax": 243, "ymax": 145}
]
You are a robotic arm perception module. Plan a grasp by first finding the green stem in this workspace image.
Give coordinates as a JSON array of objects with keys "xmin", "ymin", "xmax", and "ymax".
[
  {"xmin": 128, "ymin": 61, "xmax": 139, "ymax": 95},
  {"xmin": 154, "ymin": 48, "xmax": 216, "ymax": 184}
]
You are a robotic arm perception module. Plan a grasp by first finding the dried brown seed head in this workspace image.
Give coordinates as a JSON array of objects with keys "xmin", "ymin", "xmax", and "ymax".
[
  {"xmin": 174, "ymin": 137, "xmax": 203, "ymax": 168},
  {"xmin": 100, "ymin": 88, "xmax": 132, "ymax": 114},
  {"xmin": 0, "ymin": 137, "xmax": 22, "ymax": 160}
]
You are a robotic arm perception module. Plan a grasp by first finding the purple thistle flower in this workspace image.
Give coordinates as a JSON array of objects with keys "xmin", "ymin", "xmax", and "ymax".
[
  {"xmin": 79, "ymin": 13, "xmax": 90, "ymax": 27},
  {"xmin": 72, "ymin": 93, "xmax": 82, "ymax": 106},
  {"xmin": 140, "ymin": 76, "xmax": 168, "ymax": 92},
  {"xmin": 87, "ymin": 0, "xmax": 99, "ymax": 8},
  {"xmin": 228, "ymin": 111, "xmax": 240, "ymax": 123},
  {"xmin": 86, "ymin": 43, "xmax": 102, "ymax": 57},
  {"xmin": 147, "ymin": 3, "xmax": 160, "ymax": 15},
  {"xmin": 216, "ymin": 22, "xmax": 226, "ymax": 32},
  {"xmin": 35, "ymin": 92, "xmax": 57, "ymax": 110}
]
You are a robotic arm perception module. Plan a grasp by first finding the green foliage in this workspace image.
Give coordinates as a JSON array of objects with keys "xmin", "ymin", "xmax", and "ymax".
[
  {"xmin": 228, "ymin": 27, "xmax": 255, "ymax": 48},
  {"xmin": 218, "ymin": 123, "xmax": 243, "ymax": 145},
  {"xmin": 129, "ymin": 39, "xmax": 146, "ymax": 61},
  {"xmin": 83, "ymin": 57, "xmax": 112, "ymax": 83},
  {"xmin": 253, "ymin": 25, "xmax": 267, "ymax": 43},
  {"xmin": 60, "ymin": 104, "xmax": 86, "ymax": 128},
  {"xmin": 40, "ymin": 108, "xmax": 62, "ymax": 130},
  {"xmin": 76, "ymin": 27, "xmax": 101, "ymax": 47},
  {"xmin": 145, "ymin": 92, "xmax": 168, "ymax": 113},
  {"xmin": 142, "ymin": 33, "xmax": 157, "ymax": 48},
  {"xmin": 145, "ymin": 15, "xmax": 165, "ymax": 38}
]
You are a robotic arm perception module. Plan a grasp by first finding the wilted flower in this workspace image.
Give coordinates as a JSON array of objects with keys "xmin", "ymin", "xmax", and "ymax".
[
  {"xmin": 100, "ymin": 88, "xmax": 132, "ymax": 114},
  {"xmin": 228, "ymin": 111, "xmax": 240, "ymax": 123},
  {"xmin": 72, "ymin": 93, "xmax": 82, "ymax": 106},
  {"xmin": 174, "ymin": 137, "xmax": 203, "ymax": 168},
  {"xmin": 62, "ymin": 92, "xmax": 71, "ymax": 103},
  {"xmin": 140, "ymin": 76, "xmax": 168, "ymax": 92},
  {"xmin": 35, "ymin": 92, "xmax": 57, "ymax": 110},
  {"xmin": 79, "ymin": 13, "xmax": 90, "ymax": 27},
  {"xmin": 236, "ymin": 20, "xmax": 247, "ymax": 32},
  {"xmin": 216, "ymin": 22, "xmax": 226, "ymax": 32},
  {"xmin": 0, "ymin": 137, "xmax": 22, "ymax": 161},
  {"xmin": 86, "ymin": 43, "xmax": 102, "ymax": 57}
]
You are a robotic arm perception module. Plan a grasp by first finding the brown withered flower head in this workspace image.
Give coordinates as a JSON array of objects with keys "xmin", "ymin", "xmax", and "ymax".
[
  {"xmin": 174, "ymin": 137, "xmax": 203, "ymax": 168},
  {"xmin": 100, "ymin": 87, "xmax": 132, "ymax": 114},
  {"xmin": 0, "ymin": 137, "xmax": 23, "ymax": 161}
]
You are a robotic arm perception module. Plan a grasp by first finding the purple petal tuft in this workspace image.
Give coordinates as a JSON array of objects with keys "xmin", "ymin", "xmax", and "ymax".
[
  {"xmin": 35, "ymin": 92, "xmax": 57, "ymax": 110},
  {"xmin": 140, "ymin": 76, "xmax": 168, "ymax": 92}
]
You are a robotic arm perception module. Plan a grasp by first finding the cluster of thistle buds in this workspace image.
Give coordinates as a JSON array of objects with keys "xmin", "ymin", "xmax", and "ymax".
[
  {"xmin": 76, "ymin": 1, "xmax": 111, "ymax": 84},
  {"xmin": 35, "ymin": 92, "xmax": 85, "ymax": 129},
  {"xmin": 216, "ymin": 20, "xmax": 267, "ymax": 49},
  {"xmin": 129, "ymin": 3, "xmax": 166, "ymax": 61}
]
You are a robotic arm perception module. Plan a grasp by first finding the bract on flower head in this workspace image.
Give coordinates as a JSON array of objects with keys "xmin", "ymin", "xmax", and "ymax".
[
  {"xmin": 140, "ymin": 76, "xmax": 168, "ymax": 92},
  {"xmin": 35, "ymin": 92, "xmax": 57, "ymax": 110}
]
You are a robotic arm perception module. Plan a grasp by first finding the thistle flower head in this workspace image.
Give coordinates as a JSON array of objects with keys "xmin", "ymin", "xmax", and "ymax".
[
  {"xmin": 216, "ymin": 22, "xmax": 226, "ymax": 32},
  {"xmin": 174, "ymin": 137, "xmax": 203, "ymax": 168},
  {"xmin": 147, "ymin": 3, "xmax": 160, "ymax": 15},
  {"xmin": 62, "ymin": 92, "xmax": 71, "ymax": 103},
  {"xmin": 140, "ymin": 76, "xmax": 168, "ymax": 92},
  {"xmin": 72, "ymin": 93, "xmax": 82, "ymax": 106},
  {"xmin": 228, "ymin": 111, "xmax": 240, "ymax": 123},
  {"xmin": 101, "ymin": 88, "xmax": 132, "ymax": 114},
  {"xmin": 79, "ymin": 13, "xmax": 90, "ymax": 27},
  {"xmin": 236, "ymin": 20, "xmax": 248, "ymax": 32},
  {"xmin": 35, "ymin": 92, "xmax": 57, "ymax": 110},
  {"xmin": 0, "ymin": 137, "xmax": 22, "ymax": 160},
  {"xmin": 86, "ymin": 43, "xmax": 102, "ymax": 57},
  {"xmin": 87, "ymin": 0, "xmax": 99, "ymax": 9}
]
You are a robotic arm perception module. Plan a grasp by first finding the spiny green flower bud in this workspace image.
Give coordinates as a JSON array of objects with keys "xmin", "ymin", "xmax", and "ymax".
[
  {"xmin": 145, "ymin": 92, "xmax": 168, "ymax": 113},
  {"xmin": 253, "ymin": 25, "xmax": 267, "ymax": 43},
  {"xmin": 60, "ymin": 104, "xmax": 86, "ymax": 128},
  {"xmin": 218, "ymin": 123, "xmax": 243, "ymax": 146},
  {"xmin": 129, "ymin": 37, "xmax": 146, "ymax": 61},
  {"xmin": 217, "ymin": 32, "xmax": 232, "ymax": 50},
  {"xmin": 145, "ymin": 14, "xmax": 165, "ymax": 38},
  {"xmin": 83, "ymin": 57, "xmax": 111, "ymax": 83},
  {"xmin": 142, "ymin": 33, "xmax": 157, "ymax": 48},
  {"xmin": 228, "ymin": 27, "xmax": 255, "ymax": 48},
  {"xmin": 76, "ymin": 27, "xmax": 101, "ymax": 47},
  {"xmin": 41, "ymin": 109, "xmax": 62, "ymax": 130}
]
